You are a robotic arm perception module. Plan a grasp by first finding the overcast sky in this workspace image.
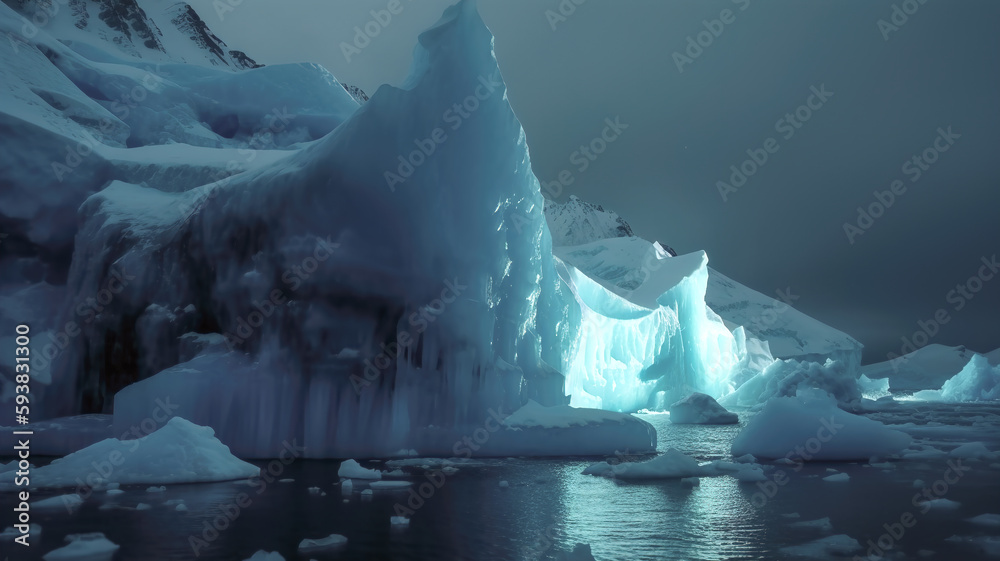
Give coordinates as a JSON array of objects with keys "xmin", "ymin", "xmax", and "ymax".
[{"xmin": 190, "ymin": 0, "xmax": 1000, "ymax": 363}]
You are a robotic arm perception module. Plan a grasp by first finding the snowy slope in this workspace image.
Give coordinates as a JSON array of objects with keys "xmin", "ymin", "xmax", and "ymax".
[{"xmin": 544, "ymin": 194, "xmax": 863, "ymax": 369}]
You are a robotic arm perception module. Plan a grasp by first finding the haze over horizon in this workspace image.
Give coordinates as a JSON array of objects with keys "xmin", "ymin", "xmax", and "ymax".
[{"xmin": 191, "ymin": 0, "xmax": 1000, "ymax": 363}]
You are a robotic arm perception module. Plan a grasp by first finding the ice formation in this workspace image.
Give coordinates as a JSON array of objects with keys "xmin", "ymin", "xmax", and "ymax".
[
  {"xmin": 720, "ymin": 358, "xmax": 861, "ymax": 409},
  {"xmin": 668, "ymin": 392, "xmax": 738, "ymax": 424},
  {"xmin": 0, "ymin": 417, "xmax": 259, "ymax": 489},
  {"xmin": 731, "ymin": 389, "xmax": 912, "ymax": 460},
  {"xmin": 912, "ymin": 353, "xmax": 1000, "ymax": 402},
  {"xmin": 42, "ymin": 532, "xmax": 119, "ymax": 561},
  {"xmin": 862, "ymin": 344, "xmax": 994, "ymax": 392}
]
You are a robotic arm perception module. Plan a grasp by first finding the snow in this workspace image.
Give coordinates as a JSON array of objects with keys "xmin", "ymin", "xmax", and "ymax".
[
  {"xmin": 669, "ymin": 392, "xmax": 738, "ymax": 424},
  {"xmin": 0, "ymin": 417, "xmax": 258, "ymax": 489},
  {"xmin": 913, "ymin": 354, "xmax": 1000, "ymax": 402},
  {"xmin": 298, "ymin": 534, "xmax": 348, "ymax": 553},
  {"xmin": 730, "ymin": 389, "xmax": 912, "ymax": 460},
  {"xmin": 338, "ymin": 460, "xmax": 381, "ymax": 480},
  {"xmin": 42, "ymin": 533, "xmax": 119, "ymax": 561}
]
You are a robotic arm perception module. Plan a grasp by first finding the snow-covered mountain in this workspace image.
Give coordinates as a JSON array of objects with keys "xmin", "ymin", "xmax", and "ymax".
[
  {"xmin": 543, "ymin": 196, "xmax": 863, "ymax": 371},
  {"xmin": 3, "ymin": 0, "xmax": 260, "ymax": 69}
]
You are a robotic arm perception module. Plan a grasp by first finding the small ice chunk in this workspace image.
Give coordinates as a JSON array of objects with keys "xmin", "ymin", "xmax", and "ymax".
[
  {"xmin": 913, "ymin": 479, "xmax": 925, "ymax": 488},
  {"xmin": 338, "ymin": 459, "xmax": 381, "ymax": 480},
  {"xmin": 781, "ymin": 513, "xmax": 801, "ymax": 519},
  {"xmin": 949, "ymin": 442, "xmax": 997, "ymax": 460},
  {"xmin": 33, "ymin": 494, "xmax": 83, "ymax": 513},
  {"xmin": 135, "ymin": 503, "xmax": 151, "ymax": 510},
  {"xmin": 734, "ymin": 465, "xmax": 767, "ymax": 482},
  {"xmin": 308, "ymin": 487, "xmax": 322, "ymax": 495},
  {"xmin": 499, "ymin": 480, "xmax": 509, "ymax": 488},
  {"xmin": 298, "ymin": 534, "xmax": 348, "ymax": 553},
  {"xmin": 823, "ymin": 473, "xmax": 850, "ymax": 482},
  {"xmin": 43, "ymin": 532, "xmax": 119, "ymax": 561},
  {"xmin": 243, "ymin": 551, "xmax": 285, "ymax": 561},
  {"xmin": 383, "ymin": 469, "xmax": 407, "ymax": 477},
  {"xmin": 146, "ymin": 486, "xmax": 166, "ymax": 493},
  {"xmin": 106, "ymin": 489, "xmax": 124, "ymax": 496},
  {"xmin": 176, "ymin": 504, "xmax": 188, "ymax": 512},
  {"xmin": 369, "ymin": 481, "xmax": 412, "ymax": 490},
  {"xmin": 825, "ymin": 468, "xmax": 838, "ymax": 473},
  {"xmin": 924, "ymin": 498, "xmax": 961, "ymax": 511},
  {"xmin": 0, "ymin": 523, "xmax": 41, "ymax": 541},
  {"xmin": 391, "ymin": 516, "xmax": 410, "ymax": 526},
  {"xmin": 441, "ymin": 466, "xmax": 459, "ymax": 475},
  {"xmin": 733, "ymin": 454, "xmax": 756, "ymax": 464},
  {"xmin": 967, "ymin": 513, "xmax": 1000, "ymax": 527},
  {"xmin": 790, "ymin": 517, "xmax": 834, "ymax": 533},
  {"xmin": 779, "ymin": 534, "xmax": 861, "ymax": 558},
  {"xmin": 279, "ymin": 478, "xmax": 294, "ymax": 483}
]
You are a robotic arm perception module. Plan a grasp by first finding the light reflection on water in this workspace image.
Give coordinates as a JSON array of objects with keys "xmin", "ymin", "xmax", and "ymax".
[{"xmin": 7, "ymin": 403, "xmax": 1000, "ymax": 560}]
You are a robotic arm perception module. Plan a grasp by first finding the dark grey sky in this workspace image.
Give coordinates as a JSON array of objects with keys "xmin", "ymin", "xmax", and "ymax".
[{"xmin": 191, "ymin": 0, "xmax": 1000, "ymax": 363}]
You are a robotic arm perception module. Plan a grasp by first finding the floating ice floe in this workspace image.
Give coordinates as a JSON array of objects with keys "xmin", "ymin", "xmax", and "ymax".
[
  {"xmin": 731, "ymin": 389, "xmax": 911, "ymax": 461},
  {"xmin": 0, "ymin": 418, "xmax": 258, "ymax": 490},
  {"xmin": 338, "ymin": 459, "xmax": 381, "ymax": 480},
  {"xmin": 42, "ymin": 533, "xmax": 119, "ymax": 561}
]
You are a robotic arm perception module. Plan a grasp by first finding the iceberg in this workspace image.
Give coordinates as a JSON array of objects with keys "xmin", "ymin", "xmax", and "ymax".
[
  {"xmin": 731, "ymin": 389, "xmax": 911, "ymax": 461},
  {"xmin": 0, "ymin": 417, "xmax": 258, "ymax": 489},
  {"xmin": 668, "ymin": 392, "xmax": 738, "ymax": 424},
  {"xmin": 912, "ymin": 353, "xmax": 1000, "ymax": 402}
]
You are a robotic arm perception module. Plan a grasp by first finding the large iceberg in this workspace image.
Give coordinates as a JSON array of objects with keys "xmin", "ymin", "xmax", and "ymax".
[{"xmin": 0, "ymin": 0, "xmax": 862, "ymax": 458}]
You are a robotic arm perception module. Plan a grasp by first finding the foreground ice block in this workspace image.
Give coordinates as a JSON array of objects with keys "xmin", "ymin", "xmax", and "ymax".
[
  {"xmin": 731, "ymin": 389, "xmax": 911, "ymax": 461},
  {"xmin": 912, "ymin": 353, "xmax": 1000, "ymax": 402},
  {"xmin": 0, "ymin": 417, "xmax": 259, "ymax": 489}
]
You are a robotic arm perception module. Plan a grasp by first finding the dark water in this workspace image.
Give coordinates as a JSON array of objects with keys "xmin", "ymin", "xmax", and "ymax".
[{"xmin": 4, "ymin": 403, "xmax": 1000, "ymax": 561}]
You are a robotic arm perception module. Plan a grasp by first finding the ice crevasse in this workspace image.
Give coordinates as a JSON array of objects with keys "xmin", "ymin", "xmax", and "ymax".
[{"xmin": 52, "ymin": 0, "xmax": 753, "ymax": 457}]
